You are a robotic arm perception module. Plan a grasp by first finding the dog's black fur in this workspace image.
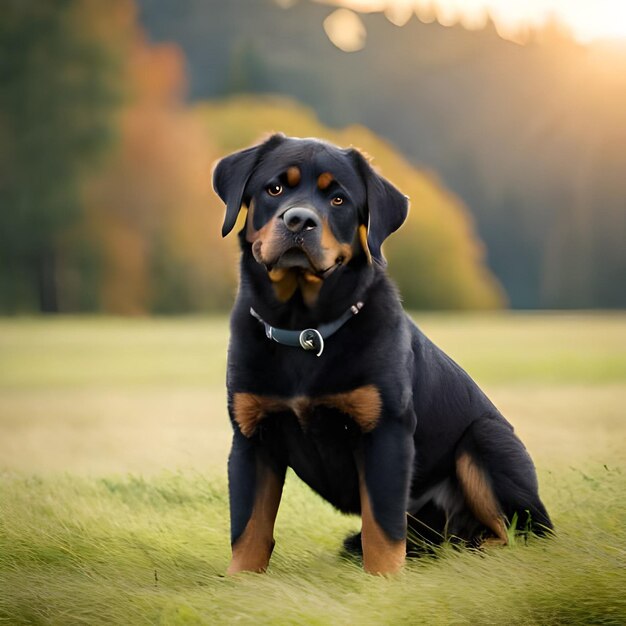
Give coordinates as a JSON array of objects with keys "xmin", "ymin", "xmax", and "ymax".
[{"xmin": 213, "ymin": 134, "xmax": 552, "ymax": 574}]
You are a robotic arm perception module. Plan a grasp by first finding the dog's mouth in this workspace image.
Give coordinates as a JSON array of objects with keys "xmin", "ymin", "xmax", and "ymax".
[
  {"xmin": 265, "ymin": 246, "xmax": 345, "ymax": 279},
  {"xmin": 272, "ymin": 247, "xmax": 313, "ymax": 271}
]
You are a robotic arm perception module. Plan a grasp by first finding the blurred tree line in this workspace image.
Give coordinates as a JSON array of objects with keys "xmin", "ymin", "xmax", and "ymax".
[
  {"xmin": 139, "ymin": 0, "xmax": 626, "ymax": 309},
  {"xmin": 0, "ymin": 0, "xmax": 504, "ymax": 314},
  {"xmin": 0, "ymin": 0, "xmax": 132, "ymax": 312}
]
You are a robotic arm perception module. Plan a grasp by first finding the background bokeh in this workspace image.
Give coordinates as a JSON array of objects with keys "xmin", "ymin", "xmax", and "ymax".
[{"xmin": 2, "ymin": 0, "xmax": 625, "ymax": 314}]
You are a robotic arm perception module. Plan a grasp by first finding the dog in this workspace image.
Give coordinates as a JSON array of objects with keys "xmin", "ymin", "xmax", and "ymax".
[{"xmin": 213, "ymin": 134, "xmax": 552, "ymax": 575}]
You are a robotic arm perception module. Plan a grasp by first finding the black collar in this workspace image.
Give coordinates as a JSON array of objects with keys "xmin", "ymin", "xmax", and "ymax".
[{"xmin": 249, "ymin": 302, "xmax": 364, "ymax": 357}]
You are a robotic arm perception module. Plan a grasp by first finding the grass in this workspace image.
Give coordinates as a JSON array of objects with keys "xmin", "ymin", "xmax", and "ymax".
[{"xmin": 0, "ymin": 313, "xmax": 625, "ymax": 624}]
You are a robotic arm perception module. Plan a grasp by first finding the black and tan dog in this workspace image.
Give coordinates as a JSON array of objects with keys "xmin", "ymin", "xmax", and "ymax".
[{"xmin": 213, "ymin": 134, "xmax": 551, "ymax": 575}]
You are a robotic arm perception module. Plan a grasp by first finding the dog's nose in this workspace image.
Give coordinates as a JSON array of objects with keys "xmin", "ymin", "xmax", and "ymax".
[{"xmin": 282, "ymin": 207, "xmax": 321, "ymax": 233}]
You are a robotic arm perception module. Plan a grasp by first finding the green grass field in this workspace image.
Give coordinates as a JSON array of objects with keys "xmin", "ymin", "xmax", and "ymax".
[{"xmin": 1, "ymin": 314, "xmax": 625, "ymax": 624}]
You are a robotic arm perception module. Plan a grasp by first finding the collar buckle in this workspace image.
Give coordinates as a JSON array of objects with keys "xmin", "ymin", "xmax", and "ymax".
[{"xmin": 299, "ymin": 328, "xmax": 324, "ymax": 357}]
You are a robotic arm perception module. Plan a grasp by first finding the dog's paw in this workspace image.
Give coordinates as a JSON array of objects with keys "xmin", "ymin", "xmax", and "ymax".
[{"xmin": 341, "ymin": 531, "xmax": 363, "ymax": 556}]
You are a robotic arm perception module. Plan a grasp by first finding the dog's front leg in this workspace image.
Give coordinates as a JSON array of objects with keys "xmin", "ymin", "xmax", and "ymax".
[
  {"xmin": 356, "ymin": 417, "xmax": 414, "ymax": 575},
  {"xmin": 227, "ymin": 428, "xmax": 285, "ymax": 574}
]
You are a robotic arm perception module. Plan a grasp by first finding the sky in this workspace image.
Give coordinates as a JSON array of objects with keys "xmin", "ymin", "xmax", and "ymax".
[{"xmin": 320, "ymin": 0, "xmax": 626, "ymax": 44}]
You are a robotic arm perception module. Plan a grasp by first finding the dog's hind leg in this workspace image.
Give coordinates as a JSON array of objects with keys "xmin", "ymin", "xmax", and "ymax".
[
  {"xmin": 455, "ymin": 417, "xmax": 552, "ymax": 544},
  {"xmin": 227, "ymin": 429, "xmax": 286, "ymax": 574},
  {"xmin": 456, "ymin": 450, "xmax": 509, "ymax": 546}
]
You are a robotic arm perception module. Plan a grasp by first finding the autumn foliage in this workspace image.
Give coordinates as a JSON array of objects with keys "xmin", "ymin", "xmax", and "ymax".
[
  {"xmin": 82, "ymin": 39, "xmax": 235, "ymax": 314},
  {"xmin": 1, "ymin": 1, "xmax": 503, "ymax": 313}
]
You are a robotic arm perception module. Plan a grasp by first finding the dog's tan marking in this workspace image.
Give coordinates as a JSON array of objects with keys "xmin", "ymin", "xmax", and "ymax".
[
  {"xmin": 321, "ymin": 385, "xmax": 382, "ymax": 432},
  {"xmin": 268, "ymin": 267, "xmax": 299, "ymax": 302},
  {"xmin": 245, "ymin": 201, "xmax": 258, "ymax": 243},
  {"xmin": 233, "ymin": 393, "xmax": 308, "ymax": 435},
  {"xmin": 321, "ymin": 219, "xmax": 353, "ymax": 264},
  {"xmin": 358, "ymin": 224, "xmax": 372, "ymax": 264},
  {"xmin": 288, "ymin": 396, "xmax": 314, "ymax": 426},
  {"xmin": 301, "ymin": 271, "xmax": 323, "ymax": 284},
  {"xmin": 298, "ymin": 271, "xmax": 323, "ymax": 307},
  {"xmin": 232, "ymin": 386, "xmax": 382, "ymax": 437},
  {"xmin": 356, "ymin": 456, "xmax": 405, "ymax": 575},
  {"xmin": 227, "ymin": 458, "xmax": 283, "ymax": 574},
  {"xmin": 321, "ymin": 219, "xmax": 353, "ymax": 259},
  {"xmin": 286, "ymin": 166, "xmax": 301, "ymax": 187},
  {"xmin": 246, "ymin": 202, "xmax": 279, "ymax": 246},
  {"xmin": 456, "ymin": 452, "xmax": 508, "ymax": 545},
  {"xmin": 317, "ymin": 172, "xmax": 334, "ymax": 190},
  {"xmin": 233, "ymin": 393, "xmax": 283, "ymax": 438}
]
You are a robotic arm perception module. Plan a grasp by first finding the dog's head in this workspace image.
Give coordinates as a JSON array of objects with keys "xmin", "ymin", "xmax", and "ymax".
[{"xmin": 213, "ymin": 134, "xmax": 408, "ymax": 303}]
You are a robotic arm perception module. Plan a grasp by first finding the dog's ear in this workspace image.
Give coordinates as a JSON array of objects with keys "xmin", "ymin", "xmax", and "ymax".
[
  {"xmin": 213, "ymin": 134, "xmax": 285, "ymax": 237},
  {"xmin": 351, "ymin": 149, "xmax": 409, "ymax": 265}
]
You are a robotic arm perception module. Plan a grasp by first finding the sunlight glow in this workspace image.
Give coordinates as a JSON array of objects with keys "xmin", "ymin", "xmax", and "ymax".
[
  {"xmin": 320, "ymin": 1, "xmax": 626, "ymax": 44},
  {"xmin": 323, "ymin": 8, "xmax": 367, "ymax": 51}
]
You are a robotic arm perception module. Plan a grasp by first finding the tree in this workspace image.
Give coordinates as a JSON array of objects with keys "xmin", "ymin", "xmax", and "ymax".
[
  {"xmin": 0, "ymin": 0, "xmax": 133, "ymax": 312},
  {"xmin": 82, "ymin": 39, "xmax": 236, "ymax": 314}
]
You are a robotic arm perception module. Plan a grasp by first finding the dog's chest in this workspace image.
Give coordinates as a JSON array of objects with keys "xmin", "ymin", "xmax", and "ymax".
[{"xmin": 231, "ymin": 385, "xmax": 381, "ymax": 438}]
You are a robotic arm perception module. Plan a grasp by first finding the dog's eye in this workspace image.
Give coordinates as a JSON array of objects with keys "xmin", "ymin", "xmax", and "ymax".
[
  {"xmin": 267, "ymin": 184, "xmax": 283, "ymax": 197},
  {"xmin": 331, "ymin": 196, "xmax": 344, "ymax": 207}
]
